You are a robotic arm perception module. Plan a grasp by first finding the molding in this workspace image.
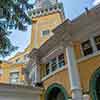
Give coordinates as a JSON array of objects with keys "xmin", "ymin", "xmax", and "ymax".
[
  {"xmin": 78, "ymin": 51, "xmax": 100, "ymax": 63},
  {"xmin": 45, "ymin": 83, "xmax": 68, "ymax": 100},
  {"xmin": 89, "ymin": 67, "xmax": 100, "ymax": 100},
  {"xmin": 29, "ymin": 3, "xmax": 64, "ymax": 18},
  {"xmin": 41, "ymin": 65, "xmax": 67, "ymax": 81},
  {"xmin": 41, "ymin": 46, "xmax": 64, "ymax": 63}
]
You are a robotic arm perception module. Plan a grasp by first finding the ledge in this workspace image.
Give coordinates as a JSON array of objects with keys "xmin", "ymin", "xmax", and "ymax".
[
  {"xmin": 77, "ymin": 51, "xmax": 100, "ymax": 63},
  {"xmin": 41, "ymin": 65, "xmax": 67, "ymax": 81}
]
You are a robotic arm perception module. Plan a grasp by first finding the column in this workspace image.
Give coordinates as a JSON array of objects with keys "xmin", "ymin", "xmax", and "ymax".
[
  {"xmin": 35, "ymin": 63, "xmax": 40, "ymax": 83},
  {"xmin": 66, "ymin": 45, "xmax": 83, "ymax": 100},
  {"xmin": 90, "ymin": 37, "xmax": 97, "ymax": 52}
]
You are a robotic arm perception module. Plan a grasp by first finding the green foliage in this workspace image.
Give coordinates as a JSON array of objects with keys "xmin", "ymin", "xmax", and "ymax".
[{"xmin": 0, "ymin": 0, "xmax": 33, "ymax": 57}]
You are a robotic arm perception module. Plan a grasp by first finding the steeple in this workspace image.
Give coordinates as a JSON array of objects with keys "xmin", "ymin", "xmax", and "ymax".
[{"xmin": 35, "ymin": 0, "xmax": 58, "ymax": 9}]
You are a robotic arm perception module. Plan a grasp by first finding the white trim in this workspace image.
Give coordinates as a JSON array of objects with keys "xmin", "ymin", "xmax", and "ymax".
[
  {"xmin": 90, "ymin": 37, "xmax": 97, "ymax": 52},
  {"xmin": 78, "ymin": 51, "xmax": 100, "ymax": 63},
  {"xmin": 41, "ymin": 65, "xmax": 67, "ymax": 81},
  {"xmin": 10, "ymin": 70, "xmax": 19, "ymax": 73},
  {"xmin": 41, "ymin": 46, "xmax": 64, "ymax": 63}
]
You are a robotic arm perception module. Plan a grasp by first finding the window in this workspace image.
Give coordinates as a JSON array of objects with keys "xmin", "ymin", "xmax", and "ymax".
[
  {"xmin": 94, "ymin": 35, "xmax": 100, "ymax": 50},
  {"xmin": 81, "ymin": 40, "xmax": 93, "ymax": 56},
  {"xmin": 51, "ymin": 58, "xmax": 57, "ymax": 72},
  {"xmin": 58, "ymin": 54, "xmax": 65, "ymax": 68},
  {"xmin": 10, "ymin": 72, "xmax": 19, "ymax": 84},
  {"xmin": 46, "ymin": 63, "xmax": 50, "ymax": 75},
  {"xmin": 45, "ymin": 53, "xmax": 65, "ymax": 76},
  {"xmin": 42, "ymin": 30, "xmax": 50, "ymax": 37}
]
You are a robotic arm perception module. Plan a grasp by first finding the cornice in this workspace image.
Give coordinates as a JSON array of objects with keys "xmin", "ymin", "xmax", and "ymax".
[{"xmin": 0, "ymin": 83, "xmax": 43, "ymax": 95}]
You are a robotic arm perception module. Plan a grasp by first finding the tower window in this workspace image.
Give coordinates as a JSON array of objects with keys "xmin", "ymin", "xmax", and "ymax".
[
  {"xmin": 94, "ymin": 35, "xmax": 100, "ymax": 50},
  {"xmin": 81, "ymin": 40, "xmax": 93, "ymax": 56},
  {"xmin": 41, "ymin": 30, "xmax": 50, "ymax": 37}
]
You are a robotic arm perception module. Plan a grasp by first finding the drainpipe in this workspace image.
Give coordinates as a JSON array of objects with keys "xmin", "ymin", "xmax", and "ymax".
[{"xmin": 66, "ymin": 44, "xmax": 83, "ymax": 100}]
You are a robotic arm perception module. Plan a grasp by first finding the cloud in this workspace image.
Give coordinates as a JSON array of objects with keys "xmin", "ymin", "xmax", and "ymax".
[{"xmin": 93, "ymin": 0, "xmax": 100, "ymax": 6}]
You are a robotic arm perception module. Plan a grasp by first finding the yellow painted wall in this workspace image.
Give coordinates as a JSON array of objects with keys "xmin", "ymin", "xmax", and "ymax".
[
  {"xmin": 30, "ymin": 12, "xmax": 64, "ymax": 48},
  {"xmin": 0, "ymin": 62, "xmax": 25, "ymax": 83},
  {"xmin": 42, "ymin": 65, "xmax": 71, "ymax": 95},
  {"xmin": 78, "ymin": 55, "xmax": 100, "ymax": 92}
]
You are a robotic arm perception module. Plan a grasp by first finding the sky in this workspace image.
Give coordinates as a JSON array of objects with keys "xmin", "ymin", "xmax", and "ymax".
[{"xmin": 5, "ymin": 0, "xmax": 100, "ymax": 60}]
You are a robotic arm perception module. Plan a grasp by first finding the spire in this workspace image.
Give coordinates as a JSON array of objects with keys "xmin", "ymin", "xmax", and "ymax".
[{"xmin": 35, "ymin": 0, "xmax": 58, "ymax": 9}]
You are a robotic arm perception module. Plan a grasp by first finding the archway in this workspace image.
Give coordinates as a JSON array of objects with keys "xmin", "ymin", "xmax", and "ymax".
[
  {"xmin": 45, "ymin": 83, "xmax": 68, "ymax": 100},
  {"xmin": 90, "ymin": 67, "xmax": 100, "ymax": 100}
]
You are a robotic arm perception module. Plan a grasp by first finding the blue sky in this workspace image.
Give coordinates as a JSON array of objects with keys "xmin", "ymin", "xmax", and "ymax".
[{"xmin": 5, "ymin": 0, "xmax": 100, "ymax": 59}]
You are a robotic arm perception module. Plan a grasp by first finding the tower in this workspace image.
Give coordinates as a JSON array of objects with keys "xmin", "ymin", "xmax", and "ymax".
[{"xmin": 29, "ymin": 0, "xmax": 65, "ymax": 48}]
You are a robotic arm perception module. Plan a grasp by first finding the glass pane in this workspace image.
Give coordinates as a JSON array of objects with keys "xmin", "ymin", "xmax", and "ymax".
[
  {"xmin": 58, "ymin": 54, "xmax": 65, "ymax": 68},
  {"xmin": 42, "ymin": 30, "xmax": 49, "ymax": 36},
  {"xmin": 81, "ymin": 40, "xmax": 93, "ymax": 56},
  {"xmin": 10, "ymin": 72, "xmax": 19, "ymax": 84},
  {"xmin": 51, "ymin": 58, "xmax": 57, "ymax": 72},
  {"xmin": 46, "ymin": 63, "xmax": 50, "ymax": 75}
]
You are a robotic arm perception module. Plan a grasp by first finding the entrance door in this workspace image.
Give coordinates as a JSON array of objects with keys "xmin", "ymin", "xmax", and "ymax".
[
  {"xmin": 46, "ymin": 84, "xmax": 68, "ymax": 100},
  {"xmin": 47, "ymin": 87, "xmax": 65, "ymax": 100},
  {"xmin": 96, "ymin": 74, "xmax": 100, "ymax": 99},
  {"xmin": 90, "ymin": 68, "xmax": 100, "ymax": 100}
]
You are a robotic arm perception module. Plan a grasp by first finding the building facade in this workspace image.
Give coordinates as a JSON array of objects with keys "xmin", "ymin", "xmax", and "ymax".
[
  {"xmin": 27, "ymin": 4, "xmax": 100, "ymax": 100},
  {"xmin": 0, "ymin": 0, "xmax": 65, "ymax": 99},
  {"xmin": 0, "ymin": 0, "xmax": 100, "ymax": 100}
]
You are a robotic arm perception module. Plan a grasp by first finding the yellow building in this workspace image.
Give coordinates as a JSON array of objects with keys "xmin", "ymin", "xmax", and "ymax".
[
  {"xmin": 27, "ymin": 4, "xmax": 100, "ymax": 100},
  {"xmin": 1, "ymin": 0, "xmax": 100, "ymax": 100},
  {"xmin": 0, "ymin": 0, "xmax": 64, "ymax": 85}
]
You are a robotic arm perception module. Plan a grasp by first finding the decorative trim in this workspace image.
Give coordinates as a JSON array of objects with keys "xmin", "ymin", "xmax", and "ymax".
[
  {"xmin": 77, "ymin": 51, "xmax": 100, "ymax": 63},
  {"xmin": 29, "ymin": 3, "xmax": 64, "ymax": 18},
  {"xmin": 45, "ymin": 83, "xmax": 68, "ymax": 100},
  {"xmin": 41, "ymin": 65, "xmax": 67, "ymax": 81},
  {"xmin": 89, "ymin": 67, "xmax": 100, "ymax": 100}
]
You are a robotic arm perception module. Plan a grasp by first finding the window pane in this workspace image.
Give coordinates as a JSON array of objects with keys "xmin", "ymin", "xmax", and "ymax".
[
  {"xmin": 42, "ymin": 30, "xmax": 49, "ymax": 36},
  {"xmin": 46, "ymin": 63, "xmax": 50, "ymax": 75},
  {"xmin": 10, "ymin": 72, "xmax": 19, "ymax": 84},
  {"xmin": 81, "ymin": 40, "xmax": 93, "ymax": 56},
  {"xmin": 58, "ymin": 54, "xmax": 65, "ymax": 68},
  {"xmin": 94, "ymin": 35, "xmax": 100, "ymax": 50},
  {"xmin": 51, "ymin": 58, "xmax": 57, "ymax": 72}
]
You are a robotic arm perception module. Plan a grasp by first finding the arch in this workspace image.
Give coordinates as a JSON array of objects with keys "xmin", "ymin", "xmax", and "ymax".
[
  {"xmin": 45, "ymin": 83, "xmax": 68, "ymax": 100},
  {"xmin": 90, "ymin": 67, "xmax": 100, "ymax": 100}
]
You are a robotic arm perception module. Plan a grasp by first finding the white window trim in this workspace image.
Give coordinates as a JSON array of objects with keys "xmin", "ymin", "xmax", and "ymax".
[
  {"xmin": 41, "ymin": 65, "xmax": 67, "ymax": 81},
  {"xmin": 80, "ymin": 36, "xmax": 99, "ymax": 57},
  {"xmin": 78, "ymin": 50, "xmax": 100, "ymax": 63}
]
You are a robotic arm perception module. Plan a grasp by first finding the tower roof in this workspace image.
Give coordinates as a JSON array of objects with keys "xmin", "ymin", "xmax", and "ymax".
[{"xmin": 35, "ymin": 0, "xmax": 58, "ymax": 9}]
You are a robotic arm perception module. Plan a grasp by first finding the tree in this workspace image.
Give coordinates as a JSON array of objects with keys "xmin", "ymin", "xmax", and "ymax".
[{"xmin": 0, "ymin": 0, "xmax": 33, "ymax": 57}]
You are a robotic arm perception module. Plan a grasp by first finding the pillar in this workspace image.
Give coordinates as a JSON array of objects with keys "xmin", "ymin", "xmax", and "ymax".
[{"xmin": 66, "ymin": 45, "xmax": 83, "ymax": 100}]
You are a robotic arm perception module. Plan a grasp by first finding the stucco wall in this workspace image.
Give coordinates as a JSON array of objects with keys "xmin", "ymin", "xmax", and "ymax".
[{"xmin": 43, "ymin": 66, "xmax": 71, "ymax": 96}]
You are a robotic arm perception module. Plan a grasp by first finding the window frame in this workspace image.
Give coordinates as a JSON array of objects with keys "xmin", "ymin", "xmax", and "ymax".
[
  {"xmin": 9, "ymin": 72, "xmax": 19, "ymax": 84},
  {"xmin": 81, "ymin": 40, "xmax": 93, "ymax": 56},
  {"xmin": 41, "ymin": 29, "xmax": 50, "ymax": 37}
]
